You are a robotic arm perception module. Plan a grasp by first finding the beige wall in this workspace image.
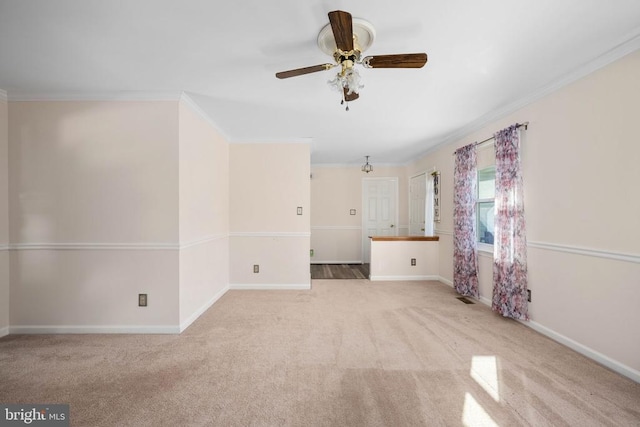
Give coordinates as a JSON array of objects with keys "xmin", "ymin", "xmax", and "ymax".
[
  {"xmin": 10, "ymin": 250, "xmax": 178, "ymax": 331},
  {"xmin": 310, "ymin": 165, "xmax": 408, "ymax": 263},
  {"xmin": 370, "ymin": 240, "xmax": 439, "ymax": 281},
  {"xmin": 8, "ymin": 100, "xmax": 181, "ymax": 331},
  {"xmin": 178, "ymin": 98, "xmax": 229, "ymax": 329},
  {"xmin": 0, "ymin": 92, "xmax": 8, "ymax": 336},
  {"xmin": 229, "ymin": 143, "xmax": 310, "ymax": 288},
  {"xmin": 407, "ymin": 50, "xmax": 640, "ymax": 377},
  {"xmin": 9, "ymin": 101, "xmax": 179, "ymax": 244}
]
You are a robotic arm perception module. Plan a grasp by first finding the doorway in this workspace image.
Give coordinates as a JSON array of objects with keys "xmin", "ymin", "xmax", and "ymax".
[{"xmin": 409, "ymin": 173, "xmax": 427, "ymax": 235}]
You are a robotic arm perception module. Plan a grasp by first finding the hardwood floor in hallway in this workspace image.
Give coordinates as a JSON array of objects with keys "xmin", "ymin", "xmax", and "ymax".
[{"xmin": 310, "ymin": 264, "xmax": 370, "ymax": 280}]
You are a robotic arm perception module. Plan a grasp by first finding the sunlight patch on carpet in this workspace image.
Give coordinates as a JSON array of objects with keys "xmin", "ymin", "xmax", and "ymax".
[
  {"xmin": 471, "ymin": 355, "xmax": 500, "ymax": 402},
  {"xmin": 462, "ymin": 392, "xmax": 499, "ymax": 427}
]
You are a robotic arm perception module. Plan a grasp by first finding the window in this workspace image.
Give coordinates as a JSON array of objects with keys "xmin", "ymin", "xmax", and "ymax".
[{"xmin": 477, "ymin": 166, "xmax": 495, "ymax": 247}]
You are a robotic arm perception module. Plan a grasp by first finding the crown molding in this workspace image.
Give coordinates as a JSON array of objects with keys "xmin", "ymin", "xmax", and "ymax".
[
  {"xmin": 311, "ymin": 163, "xmax": 359, "ymax": 168},
  {"xmin": 4, "ymin": 89, "xmax": 235, "ymax": 145},
  {"xmin": 180, "ymin": 93, "xmax": 312, "ymax": 145},
  {"xmin": 414, "ymin": 30, "xmax": 640, "ymax": 160},
  {"xmin": 7, "ymin": 91, "xmax": 183, "ymax": 102},
  {"xmin": 231, "ymin": 137, "xmax": 313, "ymax": 145},
  {"xmin": 179, "ymin": 92, "xmax": 231, "ymax": 141},
  {"xmin": 311, "ymin": 161, "xmax": 405, "ymax": 168}
]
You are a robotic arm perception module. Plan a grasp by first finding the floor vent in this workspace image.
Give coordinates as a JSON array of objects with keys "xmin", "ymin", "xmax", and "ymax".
[{"xmin": 456, "ymin": 296, "xmax": 475, "ymax": 304}]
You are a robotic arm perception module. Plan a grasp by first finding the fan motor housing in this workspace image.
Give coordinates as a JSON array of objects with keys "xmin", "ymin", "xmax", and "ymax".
[{"xmin": 334, "ymin": 49, "xmax": 361, "ymax": 64}]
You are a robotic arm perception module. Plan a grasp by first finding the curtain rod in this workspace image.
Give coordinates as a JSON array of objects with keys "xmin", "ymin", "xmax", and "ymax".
[{"xmin": 453, "ymin": 122, "xmax": 529, "ymax": 155}]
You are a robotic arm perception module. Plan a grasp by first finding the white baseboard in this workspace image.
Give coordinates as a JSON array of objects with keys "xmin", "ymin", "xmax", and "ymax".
[
  {"xmin": 9, "ymin": 325, "xmax": 181, "ymax": 334},
  {"xmin": 521, "ymin": 319, "xmax": 640, "ymax": 384},
  {"xmin": 179, "ymin": 285, "xmax": 229, "ymax": 333},
  {"xmin": 229, "ymin": 283, "xmax": 311, "ymax": 290},
  {"xmin": 311, "ymin": 260, "xmax": 363, "ymax": 264},
  {"xmin": 438, "ymin": 276, "xmax": 640, "ymax": 383},
  {"xmin": 5, "ymin": 287, "xmax": 232, "ymax": 336},
  {"xmin": 0, "ymin": 326, "xmax": 9, "ymax": 338},
  {"xmin": 438, "ymin": 276, "xmax": 453, "ymax": 287},
  {"xmin": 479, "ymin": 295, "xmax": 492, "ymax": 306},
  {"xmin": 370, "ymin": 275, "xmax": 439, "ymax": 281}
]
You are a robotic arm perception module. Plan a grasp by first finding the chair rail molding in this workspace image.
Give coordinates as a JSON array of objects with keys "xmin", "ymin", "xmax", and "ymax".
[
  {"xmin": 528, "ymin": 241, "xmax": 640, "ymax": 264},
  {"xmin": 9, "ymin": 242, "xmax": 179, "ymax": 251},
  {"xmin": 229, "ymin": 232, "xmax": 311, "ymax": 238},
  {"xmin": 311, "ymin": 226, "xmax": 361, "ymax": 230}
]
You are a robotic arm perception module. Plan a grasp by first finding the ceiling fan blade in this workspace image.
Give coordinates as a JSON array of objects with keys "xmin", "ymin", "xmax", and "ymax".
[
  {"xmin": 343, "ymin": 87, "xmax": 359, "ymax": 102},
  {"xmin": 275, "ymin": 63, "xmax": 334, "ymax": 79},
  {"xmin": 363, "ymin": 53, "xmax": 428, "ymax": 68},
  {"xmin": 328, "ymin": 10, "xmax": 354, "ymax": 52}
]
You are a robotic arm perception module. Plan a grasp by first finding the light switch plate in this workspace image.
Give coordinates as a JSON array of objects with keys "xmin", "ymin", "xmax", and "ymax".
[{"xmin": 297, "ymin": 207, "xmax": 303, "ymax": 215}]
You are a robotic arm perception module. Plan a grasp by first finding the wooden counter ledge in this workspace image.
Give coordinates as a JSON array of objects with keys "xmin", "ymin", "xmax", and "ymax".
[{"xmin": 369, "ymin": 236, "xmax": 439, "ymax": 241}]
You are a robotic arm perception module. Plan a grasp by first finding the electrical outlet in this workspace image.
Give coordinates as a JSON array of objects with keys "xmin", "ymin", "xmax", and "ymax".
[
  {"xmin": 527, "ymin": 289, "xmax": 531, "ymax": 302},
  {"xmin": 138, "ymin": 293, "xmax": 147, "ymax": 307},
  {"xmin": 253, "ymin": 264, "xmax": 259, "ymax": 273},
  {"xmin": 411, "ymin": 258, "xmax": 416, "ymax": 266}
]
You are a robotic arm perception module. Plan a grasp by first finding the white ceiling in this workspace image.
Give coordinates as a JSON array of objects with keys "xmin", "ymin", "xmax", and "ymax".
[{"xmin": 1, "ymin": 1, "xmax": 640, "ymax": 165}]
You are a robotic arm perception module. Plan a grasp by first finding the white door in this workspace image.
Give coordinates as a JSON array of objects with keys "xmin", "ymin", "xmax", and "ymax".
[
  {"xmin": 409, "ymin": 173, "xmax": 426, "ymax": 235},
  {"xmin": 362, "ymin": 178, "xmax": 398, "ymax": 263}
]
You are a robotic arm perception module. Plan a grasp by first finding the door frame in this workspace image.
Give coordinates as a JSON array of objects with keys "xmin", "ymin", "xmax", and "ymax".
[
  {"xmin": 361, "ymin": 177, "xmax": 399, "ymax": 263},
  {"xmin": 409, "ymin": 172, "xmax": 427, "ymax": 236}
]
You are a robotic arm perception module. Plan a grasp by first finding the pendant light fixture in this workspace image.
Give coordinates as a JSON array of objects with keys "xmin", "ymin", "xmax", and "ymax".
[{"xmin": 361, "ymin": 155, "xmax": 373, "ymax": 173}]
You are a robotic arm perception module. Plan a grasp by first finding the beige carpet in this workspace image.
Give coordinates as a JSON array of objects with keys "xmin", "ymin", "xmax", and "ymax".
[{"xmin": 1, "ymin": 280, "xmax": 639, "ymax": 426}]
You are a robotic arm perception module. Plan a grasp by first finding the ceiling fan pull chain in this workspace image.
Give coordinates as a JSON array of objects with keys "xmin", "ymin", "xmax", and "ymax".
[{"xmin": 346, "ymin": 103, "xmax": 350, "ymax": 112}]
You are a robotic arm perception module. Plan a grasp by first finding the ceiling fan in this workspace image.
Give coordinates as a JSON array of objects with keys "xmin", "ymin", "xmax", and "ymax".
[{"xmin": 275, "ymin": 10, "xmax": 428, "ymax": 110}]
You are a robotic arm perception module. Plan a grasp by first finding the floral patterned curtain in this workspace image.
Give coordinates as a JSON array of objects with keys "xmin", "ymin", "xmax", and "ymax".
[
  {"xmin": 453, "ymin": 144, "xmax": 479, "ymax": 297},
  {"xmin": 492, "ymin": 124, "xmax": 529, "ymax": 320}
]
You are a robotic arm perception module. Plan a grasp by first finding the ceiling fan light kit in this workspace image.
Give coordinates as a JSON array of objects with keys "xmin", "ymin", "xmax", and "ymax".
[{"xmin": 276, "ymin": 10, "xmax": 428, "ymax": 111}]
